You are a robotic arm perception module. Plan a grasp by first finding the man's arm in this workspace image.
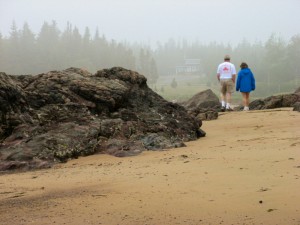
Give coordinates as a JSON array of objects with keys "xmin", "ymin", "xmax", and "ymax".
[
  {"xmin": 217, "ymin": 73, "xmax": 220, "ymax": 81},
  {"xmin": 232, "ymin": 74, "xmax": 236, "ymax": 83},
  {"xmin": 231, "ymin": 64, "xmax": 237, "ymax": 83}
]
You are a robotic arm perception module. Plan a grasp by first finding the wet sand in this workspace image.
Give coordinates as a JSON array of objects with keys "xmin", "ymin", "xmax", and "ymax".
[{"xmin": 0, "ymin": 108, "xmax": 299, "ymax": 225}]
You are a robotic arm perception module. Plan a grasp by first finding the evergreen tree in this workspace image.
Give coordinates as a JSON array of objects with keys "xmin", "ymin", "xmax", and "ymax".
[
  {"xmin": 138, "ymin": 48, "xmax": 158, "ymax": 81},
  {"xmin": 82, "ymin": 27, "xmax": 91, "ymax": 55},
  {"xmin": 149, "ymin": 57, "xmax": 158, "ymax": 84},
  {"xmin": 60, "ymin": 22, "xmax": 74, "ymax": 67},
  {"xmin": 0, "ymin": 32, "xmax": 4, "ymax": 70},
  {"xmin": 90, "ymin": 28, "xmax": 108, "ymax": 70},
  {"xmin": 138, "ymin": 48, "xmax": 146, "ymax": 74},
  {"xmin": 79, "ymin": 27, "xmax": 93, "ymax": 70},
  {"xmin": 287, "ymin": 35, "xmax": 300, "ymax": 87},
  {"xmin": 264, "ymin": 34, "xmax": 287, "ymax": 92},
  {"xmin": 36, "ymin": 21, "xmax": 61, "ymax": 72},
  {"xmin": 70, "ymin": 26, "xmax": 83, "ymax": 65},
  {"xmin": 6, "ymin": 21, "xmax": 21, "ymax": 73},
  {"xmin": 19, "ymin": 22, "xmax": 36, "ymax": 73}
]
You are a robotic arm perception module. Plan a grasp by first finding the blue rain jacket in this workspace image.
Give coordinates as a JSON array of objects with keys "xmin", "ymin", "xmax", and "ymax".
[{"xmin": 236, "ymin": 68, "xmax": 256, "ymax": 92}]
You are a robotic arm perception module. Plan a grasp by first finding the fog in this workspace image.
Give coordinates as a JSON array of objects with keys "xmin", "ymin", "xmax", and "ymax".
[
  {"xmin": 1, "ymin": 0, "xmax": 300, "ymax": 100},
  {"xmin": 1, "ymin": 0, "xmax": 300, "ymax": 45}
]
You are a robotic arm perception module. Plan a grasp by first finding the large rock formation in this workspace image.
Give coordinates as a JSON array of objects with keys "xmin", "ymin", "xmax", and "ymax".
[
  {"xmin": 0, "ymin": 67, "xmax": 204, "ymax": 171},
  {"xmin": 181, "ymin": 89, "xmax": 220, "ymax": 121}
]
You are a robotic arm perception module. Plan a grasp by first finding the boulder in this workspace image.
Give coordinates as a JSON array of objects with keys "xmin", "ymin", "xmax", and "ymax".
[
  {"xmin": 0, "ymin": 67, "xmax": 203, "ymax": 171},
  {"xmin": 293, "ymin": 102, "xmax": 300, "ymax": 112},
  {"xmin": 181, "ymin": 89, "xmax": 220, "ymax": 120},
  {"xmin": 249, "ymin": 93, "xmax": 300, "ymax": 110}
]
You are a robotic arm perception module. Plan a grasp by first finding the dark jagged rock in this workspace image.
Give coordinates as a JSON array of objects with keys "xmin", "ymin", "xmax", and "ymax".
[
  {"xmin": 293, "ymin": 102, "xmax": 300, "ymax": 112},
  {"xmin": 249, "ymin": 90, "xmax": 300, "ymax": 110},
  {"xmin": 181, "ymin": 89, "xmax": 220, "ymax": 121},
  {"xmin": 0, "ymin": 67, "xmax": 203, "ymax": 171}
]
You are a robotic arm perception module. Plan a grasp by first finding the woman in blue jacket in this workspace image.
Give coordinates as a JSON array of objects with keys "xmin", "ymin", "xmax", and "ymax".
[{"xmin": 236, "ymin": 62, "xmax": 256, "ymax": 111}]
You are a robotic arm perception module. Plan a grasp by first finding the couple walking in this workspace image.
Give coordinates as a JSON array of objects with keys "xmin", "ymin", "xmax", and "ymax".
[{"xmin": 217, "ymin": 55, "xmax": 255, "ymax": 111}]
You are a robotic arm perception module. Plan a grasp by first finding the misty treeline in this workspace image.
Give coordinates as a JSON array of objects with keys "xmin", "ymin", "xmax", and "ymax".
[
  {"xmin": 0, "ymin": 21, "xmax": 300, "ymax": 97},
  {"xmin": 0, "ymin": 21, "xmax": 159, "ymax": 84}
]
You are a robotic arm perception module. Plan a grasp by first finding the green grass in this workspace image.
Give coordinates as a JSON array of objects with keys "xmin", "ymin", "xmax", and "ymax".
[
  {"xmin": 156, "ymin": 85, "xmax": 211, "ymax": 102},
  {"xmin": 150, "ymin": 74, "xmax": 213, "ymax": 102}
]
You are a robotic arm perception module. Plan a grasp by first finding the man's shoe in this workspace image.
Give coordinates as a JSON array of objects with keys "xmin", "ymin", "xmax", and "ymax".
[
  {"xmin": 221, "ymin": 107, "xmax": 225, "ymax": 112},
  {"xmin": 226, "ymin": 107, "xmax": 233, "ymax": 112}
]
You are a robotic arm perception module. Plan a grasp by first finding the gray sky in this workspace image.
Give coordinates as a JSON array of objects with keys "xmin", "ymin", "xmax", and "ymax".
[{"xmin": 1, "ymin": 0, "xmax": 300, "ymax": 45}]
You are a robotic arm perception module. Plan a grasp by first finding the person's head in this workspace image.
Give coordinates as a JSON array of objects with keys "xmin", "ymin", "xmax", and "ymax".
[
  {"xmin": 224, "ymin": 55, "xmax": 231, "ymax": 61},
  {"xmin": 240, "ymin": 62, "xmax": 248, "ymax": 69},
  {"xmin": 224, "ymin": 55, "xmax": 230, "ymax": 61}
]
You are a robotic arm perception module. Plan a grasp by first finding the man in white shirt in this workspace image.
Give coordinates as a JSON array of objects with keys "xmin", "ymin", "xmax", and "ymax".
[{"xmin": 217, "ymin": 55, "xmax": 236, "ymax": 111}]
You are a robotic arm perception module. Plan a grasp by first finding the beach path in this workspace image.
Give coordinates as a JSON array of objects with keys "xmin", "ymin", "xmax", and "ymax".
[{"xmin": 0, "ymin": 108, "xmax": 299, "ymax": 225}]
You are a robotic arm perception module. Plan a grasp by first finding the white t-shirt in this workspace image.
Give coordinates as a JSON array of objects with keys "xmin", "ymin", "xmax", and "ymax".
[{"xmin": 217, "ymin": 62, "xmax": 236, "ymax": 79}]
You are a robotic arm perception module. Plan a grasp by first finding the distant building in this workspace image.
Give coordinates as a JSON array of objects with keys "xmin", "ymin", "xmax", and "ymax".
[{"xmin": 175, "ymin": 59, "xmax": 202, "ymax": 75}]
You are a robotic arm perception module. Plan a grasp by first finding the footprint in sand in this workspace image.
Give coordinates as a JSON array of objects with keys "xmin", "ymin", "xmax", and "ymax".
[
  {"xmin": 290, "ymin": 142, "xmax": 300, "ymax": 147},
  {"xmin": 254, "ymin": 125, "xmax": 264, "ymax": 130},
  {"xmin": 258, "ymin": 187, "xmax": 270, "ymax": 192}
]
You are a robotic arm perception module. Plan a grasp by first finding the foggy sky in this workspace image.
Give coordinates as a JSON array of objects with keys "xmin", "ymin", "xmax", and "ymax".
[{"xmin": 1, "ymin": 0, "xmax": 300, "ymax": 46}]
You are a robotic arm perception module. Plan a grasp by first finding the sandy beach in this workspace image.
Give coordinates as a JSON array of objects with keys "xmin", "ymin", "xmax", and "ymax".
[{"xmin": 0, "ymin": 108, "xmax": 299, "ymax": 225}]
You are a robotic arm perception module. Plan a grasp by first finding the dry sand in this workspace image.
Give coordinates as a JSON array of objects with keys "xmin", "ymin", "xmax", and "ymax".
[{"xmin": 0, "ymin": 108, "xmax": 299, "ymax": 225}]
